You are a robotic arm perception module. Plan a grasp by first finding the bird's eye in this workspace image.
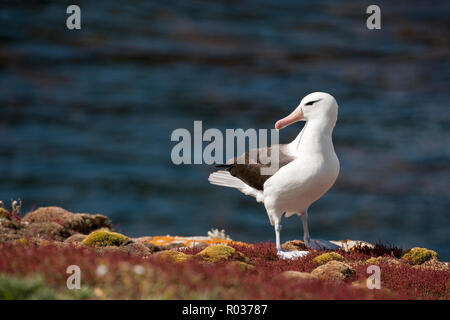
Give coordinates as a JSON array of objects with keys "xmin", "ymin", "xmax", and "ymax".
[{"xmin": 304, "ymin": 99, "xmax": 321, "ymax": 106}]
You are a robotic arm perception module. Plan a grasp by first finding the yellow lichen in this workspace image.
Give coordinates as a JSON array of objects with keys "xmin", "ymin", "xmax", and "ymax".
[
  {"xmin": 139, "ymin": 235, "xmax": 250, "ymax": 248},
  {"xmin": 0, "ymin": 208, "xmax": 10, "ymax": 219},
  {"xmin": 39, "ymin": 239, "xmax": 52, "ymax": 246},
  {"xmin": 14, "ymin": 238, "xmax": 30, "ymax": 246},
  {"xmin": 81, "ymin": 230, "xmax": 128, "ymax": 247},
  {"xmin": 314, "ymin": 252, "xmax": 344, "ymax": 266},
  {"xmin": 197, "ymin": 245, "xmax": 250, "ymax": 263},
  {"xmin": 366, "ymin": 256, "xmax": 383, "ymax": 264},
  {"xmin": 401, "ymin": 247, "xmax": 438, "ymax": 265},
  {"xmin": 154, "ymin": 250, "xmax": 190, "ymax": 263}
]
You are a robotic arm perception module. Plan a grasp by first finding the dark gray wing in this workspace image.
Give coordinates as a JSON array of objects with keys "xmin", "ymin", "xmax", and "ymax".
[{"xmin": 216, "ymin": 145, "xmax": 295, "ymax": 191}]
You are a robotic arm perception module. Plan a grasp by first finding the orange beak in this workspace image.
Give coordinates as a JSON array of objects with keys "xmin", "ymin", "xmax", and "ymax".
[{"xmin": 274, "ymin": 107, "xmax": 303, "ymax": 130}]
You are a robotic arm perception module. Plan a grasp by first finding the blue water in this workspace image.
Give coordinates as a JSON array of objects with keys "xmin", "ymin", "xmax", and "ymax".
[{"xmin": 0, "ymin": 1, "xmax": 449, "ymax": 259}]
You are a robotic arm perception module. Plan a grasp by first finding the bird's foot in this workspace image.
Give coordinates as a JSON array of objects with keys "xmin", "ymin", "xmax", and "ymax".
[
  {"xmin": 277, "ymin": 250, "xmax": 309, "ymax": 260},
  {"xmin": 304, "ymin": 239, "xmax": 340, "ymax": 250}
]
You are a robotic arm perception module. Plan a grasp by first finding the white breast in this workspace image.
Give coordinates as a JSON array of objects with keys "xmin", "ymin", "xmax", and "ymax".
[{"xmin": 263, "ymin": 147, "xmax": 339, "ymax": 216}]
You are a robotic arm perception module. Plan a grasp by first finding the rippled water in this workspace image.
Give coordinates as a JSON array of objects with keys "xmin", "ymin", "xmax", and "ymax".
[{"xmin": 0, "ymin": 1, "xmax": 449, "ymax": 259}]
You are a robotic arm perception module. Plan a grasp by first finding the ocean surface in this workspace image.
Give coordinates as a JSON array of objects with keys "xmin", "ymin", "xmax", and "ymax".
[{"xmin": 1, "ymin": 1, "xmax": 449, "ymax": 259}]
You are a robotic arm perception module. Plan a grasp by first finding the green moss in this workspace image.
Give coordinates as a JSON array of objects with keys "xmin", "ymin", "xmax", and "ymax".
[
  {"xmin": 366, "ymin": 256, "xmax": 383, "ymax": 264},
  {"xmin": 198, "ymin": 245, "xmax": 235, "ymax": 262},
  {"xmin": 197, "ymin": 245, "xmax": 250, "ymax": 263},
  {"xmin": 0, "ymin": 207, "xmax": 10, "ymax": 219},
  {"xmin": 401, "ymin": 247, "xmax": 438, "ymax": 265},
  {"xmin": 81, "ymin": 230, "xmax": 128, "ymax": 247},
  {"xmin": 0, "ymin": 274, "xmax": 57, "ymax": 300},
  {"xmin": 314, "ymin": 252, "xmax": 344, "ymax": 266},
  {"xmin": 154, "ymin": 250, "xmax": 190, "ymax": 263},
  {"xmin": 83, "ymin": 218, "xmax": 93, "ymax": 229},
  {"xmin": 0, "ymin": 274, "xmax": 93, "ymax": 300}
]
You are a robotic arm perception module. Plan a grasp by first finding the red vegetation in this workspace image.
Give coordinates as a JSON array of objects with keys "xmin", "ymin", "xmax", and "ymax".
[{"xmin": 0, "ymin": 241, "xmax": 448, "ymax": 299}]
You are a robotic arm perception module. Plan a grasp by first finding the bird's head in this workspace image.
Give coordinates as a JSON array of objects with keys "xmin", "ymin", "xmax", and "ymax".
[{"xmin": 275, "ymin": 92, "xmax": 338, "ymax": 130}]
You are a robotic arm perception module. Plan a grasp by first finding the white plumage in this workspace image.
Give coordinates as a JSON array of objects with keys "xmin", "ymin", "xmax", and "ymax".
[{"xmin": 209, "ymin": 92, "xmax": 340, "ymax": 258}]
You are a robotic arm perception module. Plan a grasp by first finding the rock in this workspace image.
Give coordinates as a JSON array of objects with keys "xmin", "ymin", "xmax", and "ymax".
[
  {"xmin": 412, "ymin": 258, "xmax": 449, "ymax": 271},
  {"xmin": 229, "ymin": 261, "xmax": 255, "ymax": 272},
  {"xmin": 0, "ymin": 217, "xmax": 19, "ymax": 230},
  {"xmin": 0, "ymin": 218, "xmax": 21, "ymax": 243},
  {"xmin": 81, "ymin": 230, "xmax": 128, "ymax": 247},
  {"xmin": 162, "ymin": 242, "xmax": 187, "ymax": 250},
  {"xmin": 140, "ymin": 242, "xmax": 163, "ymax": 254},
  {"xmin": 73, "ymin": 214, "xmax": 112, "ymax": 234},
  {"xmin": 22, "ymin": 222, "xmax": 70, "ymax": 241},
  {"xmin": 64, "ymin": 233, "xmax": 87, "ymax": 243},
  {"xmin": 23, "ymin": 207, "xmax": 74, "ymax": 224},
  {"xmin": 314, "ymin": 252, "xmax": 344, "ymax": 266},
  {"xmin": 281, "ymin": 240, "xmax": 307, "ymax": 251},
  {"xmin": 154, "ymin": 249, "xmax": 191, "ymax": 263},
  {"xmin": 330, "ymin": 240, "xmax": 374, "ymax": 251},
  {"xmin": 0, "ymin": 214, "xmax": 21, "ymax": 242},
  {"xmin": 94, "ymin": 246, "xmax": 124, "ymax": 256},
  {"xmin": 351, "ymin": 279, "xmax": 395, "ymax": 297},
  {"xmin": 351, "ymin": 279, "xmax": 368, "ymax": 290},
  {"xmin": 280, "ymin": 271, "xmax": 318, "ymax": 281},
  {"xmin": 191, "ymin": 242, "xmax": 209, "ymax": 250},
  {"xmin": 23, "ymin": 207, "xmax": 112, "ymax": 235},
  {"xmin": 311, "ymin": 261, "xmax": 355, "ymax": 282},
  {"xmin": 401, "ymin": 247, "xmax": 438, "ymax": 265},
  {"xmin": 365, "ymin": 256, "xmax": 400, "ymax": 265},
  {"xmin": 197, "ymin": 245, "xmax": 250, "ymax": 263},
  {"xmin": 121, "ymin": 242, "xmax": 152, "ymax": 256},
  {"xmin": 91, "ymin": 242, "xmax": 150, "ymax": 256},
  {"xmin": 0, "ymin": 206, "xmax": 113, "ymax": 243},
  {"xmin": 0, "ymin": 208, "xmax": 10, "ymax": 219}
]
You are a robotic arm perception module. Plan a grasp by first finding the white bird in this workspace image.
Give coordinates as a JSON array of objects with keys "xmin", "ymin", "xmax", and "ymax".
[{"xmin": 209, "ymin": 92, "xmax": 340, "ymax": 258}]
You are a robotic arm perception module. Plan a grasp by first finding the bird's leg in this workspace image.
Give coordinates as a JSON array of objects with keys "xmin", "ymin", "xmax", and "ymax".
[
  {"xmin": 301, "ymin": 210, "xmax": 312, "ymax": 246},
  {"xmin": 301, "ymin": 210, "xmax": 340, "ymax": 250},
  {"xmin": 274, "ymin": 220, "xmax": 282, "ymax": 252},
  {"xmin": 274, "ymin": 216, "xmax": 308, "ymax": 260}
]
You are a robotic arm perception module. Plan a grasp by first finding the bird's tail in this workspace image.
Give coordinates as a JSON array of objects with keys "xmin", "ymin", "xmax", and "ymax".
[
  {"xmin": 208, "ymin": 170, "xmax": 245, "ymax": 189},
  {"xmin": 208, "ymin": 170, "xmax": 264, "ymax": 202}
]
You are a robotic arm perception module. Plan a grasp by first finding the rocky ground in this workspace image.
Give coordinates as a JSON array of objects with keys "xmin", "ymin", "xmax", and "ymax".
[{"xmin": 0, "ymin": 206, "xmax": 449, "ymax": 299}]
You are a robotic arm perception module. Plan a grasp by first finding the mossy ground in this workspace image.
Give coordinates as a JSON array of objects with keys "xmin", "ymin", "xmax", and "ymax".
[
  {"xmin": 0, "ymin": 274, "xmax": 92, "ymax": 300},
  {"xmin": 197, "ymin": 245, "xmax": 251, "ymax": 263},
  {"xmin": 0, "ymin": 208, "xmax": 10, "ymax": 219},
  {"xmin": 314, "ymin": 252, "xmax": 344, "ymax": 265},
  {"xmin": 0, "ymin": 206, "xmax": 447, "ymax": 299},
  {"xmin": 82, "ymin": 230, "xmax": 128, "ymax": 247},
  {"xmin": 366, "ymin": 256, "xmax": 383, "ymax": 264},
  {"xmin": 401, "ymin": 247, "xmax": 438, "ymax": 265},
  {"xmin": 154, "ymin": 249, "xmax": 191, "ymax": 263},
  {"xmin": 0, "ymin": 241, "xmax": 448, "ymax": 300}
]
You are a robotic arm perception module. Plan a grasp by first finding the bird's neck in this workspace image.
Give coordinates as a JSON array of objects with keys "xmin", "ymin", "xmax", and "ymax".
[{"xmin": 290, "ymin": 118, "xmax": 336, "ymax": 155}]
